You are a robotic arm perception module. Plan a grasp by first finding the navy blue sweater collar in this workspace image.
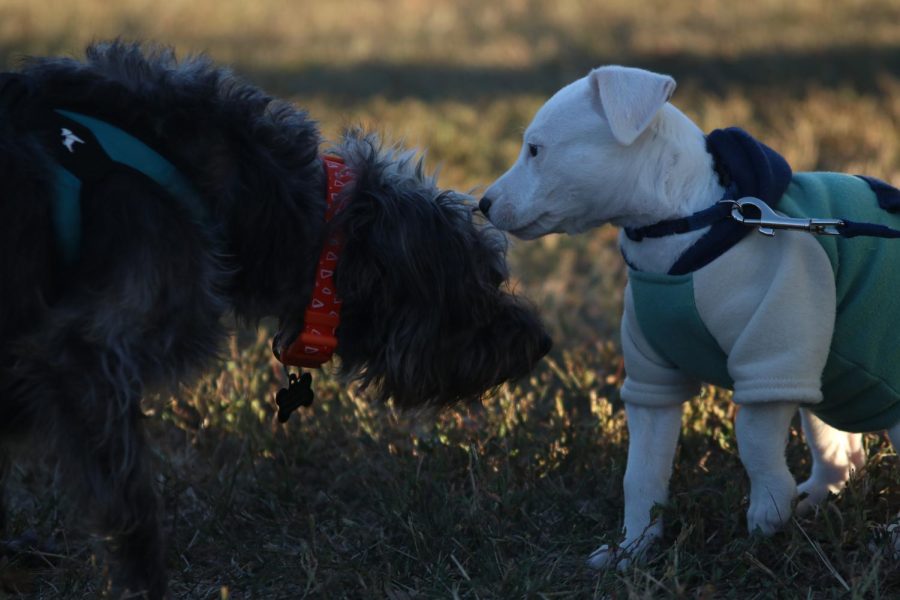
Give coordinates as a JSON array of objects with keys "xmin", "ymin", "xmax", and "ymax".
[
  {"xmin": 624, "ymin": 127, "xmax": 793, "ymax": 275},
  {"xmin": 706, "ymin": 127, "xmax": 792, "ymax": 207}
]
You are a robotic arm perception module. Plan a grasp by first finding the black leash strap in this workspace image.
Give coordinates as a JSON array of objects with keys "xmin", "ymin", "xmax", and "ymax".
[{"xmin": 837, "ymin": 221, "xmax": 900, "ymax": 239}]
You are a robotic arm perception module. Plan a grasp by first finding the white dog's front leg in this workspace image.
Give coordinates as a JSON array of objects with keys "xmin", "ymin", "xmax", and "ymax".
[
  {"xmin": 588, "ymin": 402, "xmax": 683, "ymax": 570},
  {"xmin": 736, "ymin": 402, "xmax": 798, "ymax": 535},
  {"xmin": 796, "ymin": 409, "xmax": 865, "ymax": 515}
]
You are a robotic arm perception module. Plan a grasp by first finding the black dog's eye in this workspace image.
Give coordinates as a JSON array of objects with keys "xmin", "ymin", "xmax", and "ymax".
[{"xmin": 528, "ymin": 143, "xmax": 539, "ymax": 158}]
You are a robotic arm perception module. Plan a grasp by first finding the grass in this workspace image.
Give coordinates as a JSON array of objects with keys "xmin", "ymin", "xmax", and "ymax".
[{"xmin": 2, "ymin": 0, "xmax": 900, "ymax": 597}]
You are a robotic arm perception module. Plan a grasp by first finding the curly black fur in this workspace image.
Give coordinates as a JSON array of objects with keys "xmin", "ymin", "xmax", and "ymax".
[
  {"xmin": 328, "ymin": 134, "xmax": 550, "ymax": 408},
  {"xmin": 0, "ymin": 42, "xmax": 550, "ymax": 598}
]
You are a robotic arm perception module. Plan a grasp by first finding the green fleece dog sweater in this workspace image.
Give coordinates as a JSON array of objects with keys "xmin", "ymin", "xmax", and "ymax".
[{"xmin": 627, "ymin": 173, "xmax": 900, "ymax": 432}]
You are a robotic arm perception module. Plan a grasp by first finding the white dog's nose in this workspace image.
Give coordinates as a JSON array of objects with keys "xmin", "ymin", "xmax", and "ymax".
[{"xmin": 479, "ymin": 196, "xmax": 493, "ymax": 215}]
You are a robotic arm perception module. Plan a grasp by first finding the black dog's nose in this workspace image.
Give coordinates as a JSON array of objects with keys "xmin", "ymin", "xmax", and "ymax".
[
  {"xmin": 539, "ymin": 333, "xmax": 553, "ymax": 357},
  {"xmin": 479, "ymin": 196, "xmax": 493, "ymax": 215}
]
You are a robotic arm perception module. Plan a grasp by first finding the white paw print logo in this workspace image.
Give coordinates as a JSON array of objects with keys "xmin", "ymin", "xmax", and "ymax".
[{"xmin": 60, "ymin": 128, "xmax": 85, "ymax": 153}]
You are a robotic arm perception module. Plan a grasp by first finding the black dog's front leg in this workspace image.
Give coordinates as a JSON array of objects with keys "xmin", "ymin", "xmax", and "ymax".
[
  {"xmin": 81, "ymin": 425, "xmax": 166, "ymax": 600},
  {"xmin": 10, "ymin": 351, "xmax": 167, "ymax": 599},
  {"xmin": 63, "ymin": 386, "xmax": 166, "ymax": 598}
]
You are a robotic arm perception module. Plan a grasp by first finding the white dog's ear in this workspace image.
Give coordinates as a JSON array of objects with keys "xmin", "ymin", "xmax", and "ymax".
[{"xmin": 590, "ymin": 66, "xmax": 676, "ymax": 145}]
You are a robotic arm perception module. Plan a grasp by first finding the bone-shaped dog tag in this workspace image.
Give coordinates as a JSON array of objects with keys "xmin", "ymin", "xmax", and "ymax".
[{"xmin": 275, "ymin": 371, "xmax": 314, "ymax": 423}]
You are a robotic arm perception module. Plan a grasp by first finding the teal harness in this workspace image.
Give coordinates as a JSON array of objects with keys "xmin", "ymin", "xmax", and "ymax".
[{"xmin": 45, "ymin": 109, "xmax": 206, "ymax": 265}]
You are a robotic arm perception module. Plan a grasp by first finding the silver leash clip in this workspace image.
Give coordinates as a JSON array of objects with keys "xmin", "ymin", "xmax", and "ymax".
[{"xmin": 722, "ymin": 197, "xmax": 844, "ymax": 237}]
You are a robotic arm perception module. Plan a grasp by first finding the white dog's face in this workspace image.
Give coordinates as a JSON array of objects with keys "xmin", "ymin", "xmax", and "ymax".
[{"xmin": 482, "ymin": 66, "xmax": 683, "ymax": 238}]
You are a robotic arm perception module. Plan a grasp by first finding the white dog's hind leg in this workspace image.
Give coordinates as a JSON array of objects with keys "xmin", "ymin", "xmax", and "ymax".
[
  {"xmin": 588, "ymin": 402, "xmax": 683, "ymax": 570},
  {"xmin": 736, "ymin": 402, "xmax": 798, "ymax": 535},
  {"xmin": 796, "ymin": 409, "xmax": 865, "ymax": 515}
]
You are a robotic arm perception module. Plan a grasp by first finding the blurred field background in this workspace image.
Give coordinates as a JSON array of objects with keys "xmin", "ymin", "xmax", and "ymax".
[{"xmin": 2, "ymin": 0, "xmax": 900, "ymax": 598}]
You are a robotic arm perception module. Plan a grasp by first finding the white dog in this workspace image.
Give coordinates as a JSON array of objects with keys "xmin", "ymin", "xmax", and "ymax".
[{"xmin": 481, "ymin": 65, "xmax": 900, "ymax": 568}]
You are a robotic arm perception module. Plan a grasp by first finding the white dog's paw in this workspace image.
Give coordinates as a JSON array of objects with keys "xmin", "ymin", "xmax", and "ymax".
[
  {"xmin": 796, "ymin": 444, "xmax": 865, "ymax": 516},
  {"xmin": 586, "ymin": 535, "xmax": 656, "ymax": 571},
  {"xmin": 747, "ymin": 470, "xmax": 796, "ymax": 536},
  {"xmin": 587, "ymin": 544, "xmax": 640, "ymax": 571},
  {"xmin": 587, "ymin": 544, "xmax": 624, "ymax": 571},
  {"xmin": 796, "ymin": 477, "xmax": 842, "ymax": 515}
]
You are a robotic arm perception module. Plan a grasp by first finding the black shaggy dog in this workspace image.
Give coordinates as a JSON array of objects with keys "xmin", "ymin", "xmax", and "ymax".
[{"xmin": 0, "ymin": 42, "xmax": 550, "ymax": 598}]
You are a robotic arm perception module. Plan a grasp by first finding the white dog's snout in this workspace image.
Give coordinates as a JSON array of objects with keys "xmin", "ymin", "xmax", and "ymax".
[
  {"xmin": 483, "ymin": 199, "xmax": 519, "ymax": 231},
  {"xmin": 479, "ymin": 184, "xmax": 519, "ymax": 230}
]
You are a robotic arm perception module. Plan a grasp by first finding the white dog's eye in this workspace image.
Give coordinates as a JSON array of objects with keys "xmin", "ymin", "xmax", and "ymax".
[{"xmin": 528, "ymin": 143, "xmax": 539, "ymax": 157}]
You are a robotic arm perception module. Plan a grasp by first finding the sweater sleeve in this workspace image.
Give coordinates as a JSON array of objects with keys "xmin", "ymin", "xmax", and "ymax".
[
  {"xmin": 693, "ymin": 230, "xmax": 836, "ymax": 405},
  {"xmin": 620, "ymin": 283, "xmax": 701, "ymax": 407}
]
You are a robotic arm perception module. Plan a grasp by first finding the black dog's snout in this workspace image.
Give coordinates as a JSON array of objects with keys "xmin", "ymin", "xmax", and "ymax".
[{"xmin": 479, "ymin": 196, "xmax": 493, "ymax": 215}]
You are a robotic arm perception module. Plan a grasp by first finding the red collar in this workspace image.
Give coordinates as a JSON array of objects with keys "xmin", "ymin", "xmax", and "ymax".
[{"xmin": 279, "ymin": 155, "xmax": 353, "ymax": 368}]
